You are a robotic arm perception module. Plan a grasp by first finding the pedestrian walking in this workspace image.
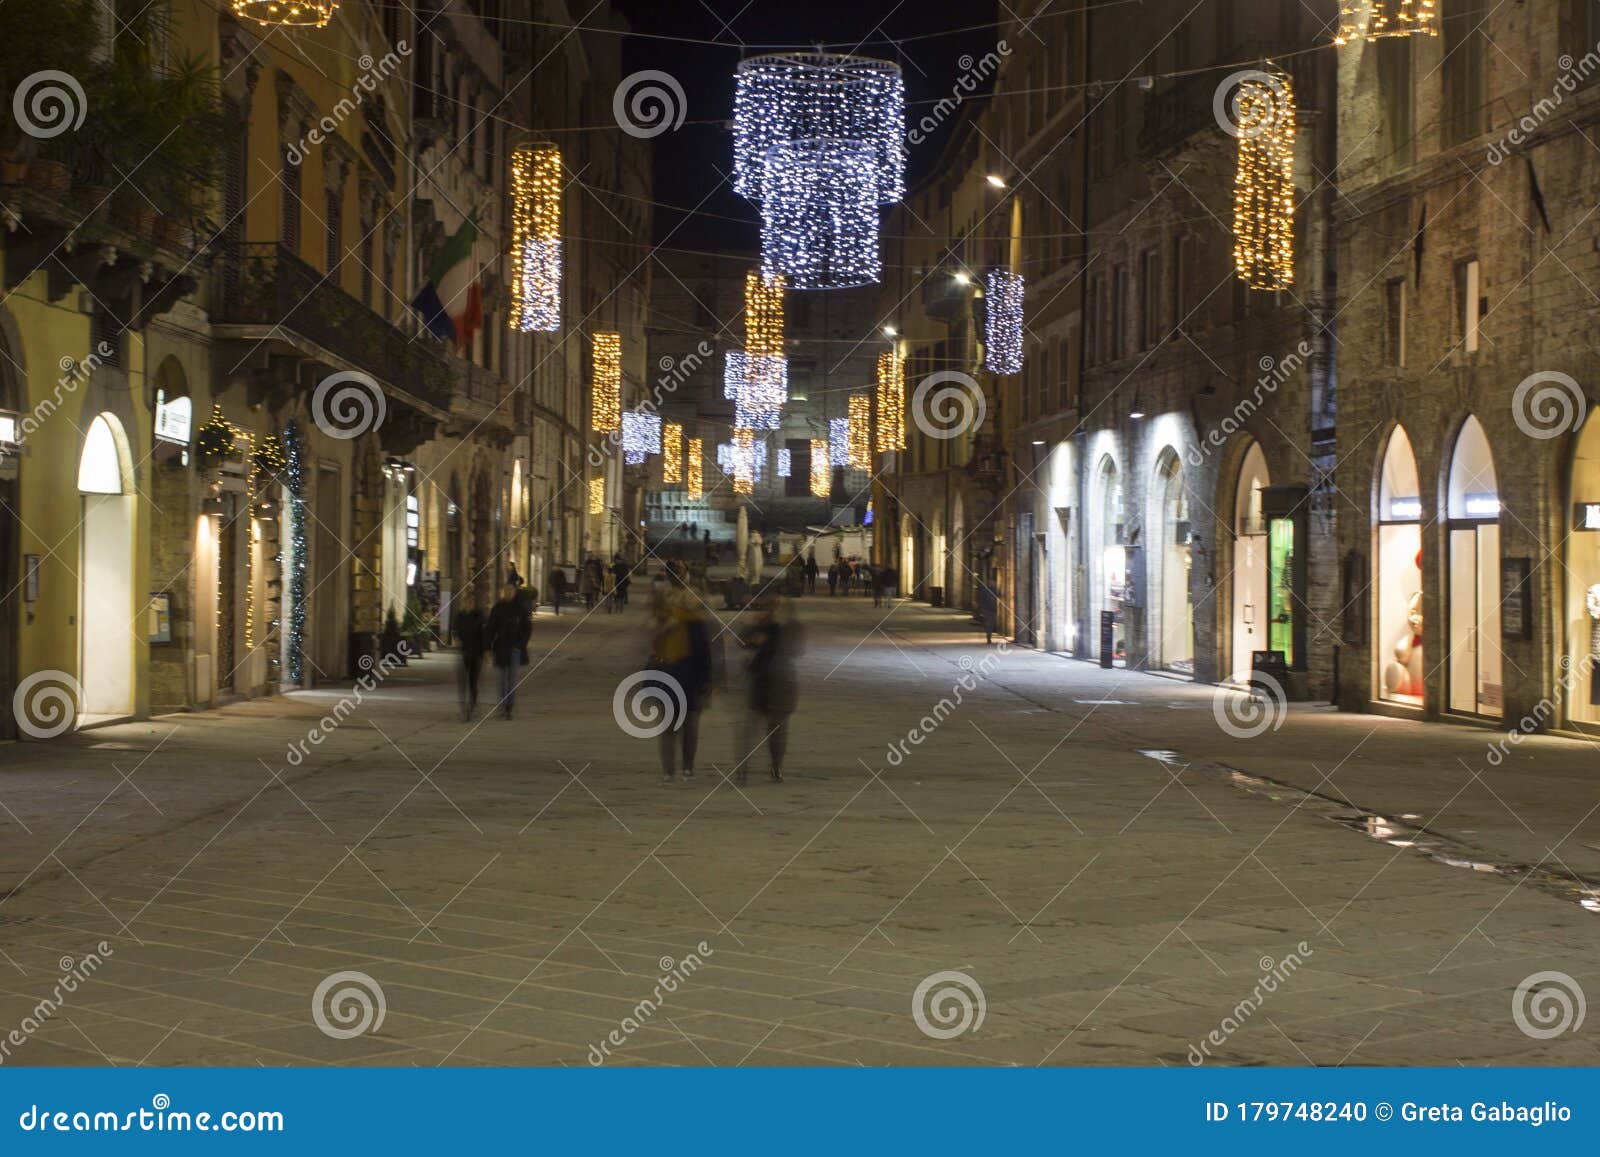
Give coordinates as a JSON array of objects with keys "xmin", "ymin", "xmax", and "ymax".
[
  {"xmin": 485, "ymin": 583, "xmax": 532, "ymax": 719},
  {"xmin": 872, "ymin": 566, "xmax": 896, "ymax": 608},
  {"xmin": 611, "ymin": 555, "xmax": 632, "ymax": 610},
  {"xmin": 738, "ymin": 597, "xmax": 803, "ymax": 784},
  {"xmin": 549, "ymin": 565, "xmax": 568, "ymax": 615},
  {"xmin": 827, "ymin": 562, "xmax": 839, "ymax": 596},
  {"xmin": 803, "ymin": 551, "xmax": 819, "ymax": 594},
  {"xmin": 579, "ymin": 555, "xmax": 599, "ymax": 609},
  {"xmin": 647, "ymin": 592, "xmax": 713, "ymax": 783},
  {"xmin": 977, "ymin": 576, "xmax": 999, "ymax": 645},
  {"xmin": 838, "ymin": 559, "xmax": 853, "ymax": 595},
  {"xmin": 453, "ymin": 593, "xmax": 487, "ymax": 720}
]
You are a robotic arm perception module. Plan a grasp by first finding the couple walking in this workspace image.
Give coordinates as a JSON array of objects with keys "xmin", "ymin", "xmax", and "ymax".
[
  {"xmin": 645, "ymin": 592, "xmax": 802, "ymax": 785},
  {"xmin": 454, "ymin": 583, "xmax": 532, "ymax": 720}
]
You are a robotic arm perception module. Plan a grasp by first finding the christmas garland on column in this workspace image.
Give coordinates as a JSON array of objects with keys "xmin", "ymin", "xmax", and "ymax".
[{"xmin": 284, "ymin": 421, "xmax": 307, "ymax": 686}]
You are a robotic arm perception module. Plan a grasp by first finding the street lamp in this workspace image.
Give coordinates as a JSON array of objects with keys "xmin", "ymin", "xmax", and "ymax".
[{"xmin": 986, "ymin": 174, "xmax": 1007, "ymax": 189}]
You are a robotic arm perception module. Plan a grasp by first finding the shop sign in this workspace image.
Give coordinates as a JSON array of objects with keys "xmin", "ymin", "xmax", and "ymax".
[
  {"xmin": 1573, "ymin": 501, "xmax": 1600, "ymax": 531},
  {"xmin": 154, "ymin": 394, "xmax": 192, "ymax": 445}
]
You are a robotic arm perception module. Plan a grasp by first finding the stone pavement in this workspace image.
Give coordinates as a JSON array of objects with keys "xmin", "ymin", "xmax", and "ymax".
[{"xmin": 0, "ymin": 595, "xmax": 1596, "ymax": 1067}]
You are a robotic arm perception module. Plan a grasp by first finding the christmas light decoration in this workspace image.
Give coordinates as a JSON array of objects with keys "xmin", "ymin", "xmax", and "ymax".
[
  {"xmin": 284, "ymin": 422, "xmax": 306, "ymax": 685},
  {"xmin": 1232, "ymin": 69, "xmax": 1296, "ymax": 291},
  {"xmin": 1334, "ymin": 0, "xmax": 1437, "ymax": 45},
  {"xmin": 663, "ymin": 423, "xmax": 683, "ymax": 483},
  {"xmin": 589, "ymin": 475, "xmax": 606, "ymax": 515},
  {"xmin": 509, "ymin": 144, "xmax": 562, "ymax": 333},
  {"xmin": 875, "ymin": 349, "xmax": 905, "ymax": 452},
  {"xmin": 733, "ymin": 428, "xmax": 757, "ymax": 495},
  {"xmin": 725, "ymin": 352, "xmax": 786, "ymax": 430},
  {"xmin": 810, "ymin": 439, "xmax": 830, "ymax": 497},
  {"xmin": 591, "ymin": 332, "xmax": 621, "ymax": 433},
  {"xmin": 984, "ymin": 270, "xmax": 1024, "ymax": 375},
  {"xmin": 732, "ymin": 52, "xmax": 906, "ymax": 290},
  {"xmin": 777, "ymin": 448, "xmax": 791, "ymax": 477},
  {"xmin": 621, "ymin": 410, "xmax": 662, "ymax": 466},
  {"xmin": 847, "ymin": 394, "xmax": 871, "ymax": 470},
  {"xmin": 829, "ymin": 417, "xmax": 849, "ymax": 466},
  {"xmin": 687, "ymin": 437, "xmax": 703, "ymax": 500},
  {"xmin": 745, "ymin": 269, "xmax": 785, "ymax": 357},
  {"xmin": 231, "ymin": 0, "xmax": 337, "ymax": 28},
  {"xmin": 717, "ymin": 441, "xmax": 736, "ymax": 473}
]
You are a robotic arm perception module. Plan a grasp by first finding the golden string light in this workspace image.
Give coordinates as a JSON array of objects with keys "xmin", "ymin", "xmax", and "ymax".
[
  {"xmin": 733, "ymin": 428, "xmax": 756, "ymax": 495},
  {"xmin": 874, "ymin": 350, "xmax": 904, "ymax": 453},
  {"xmin": 509, "ymin": 144, "xmax": 562, "ymax": 333},
  {"xmin": 687, "ymin": 437, "xmax": 704, "ymax": 500},
  {"xmin": 231, "ymin": 0, "xmax": 337, "ymax": 27},
  {"xmin": 809, "ymin": 438, "xmax": 830, "ymax": 497},
  {"xmin": 1334, "ymin": 0, "xmax": 1437, "ymax": 45},
  {"xmin": 588, "ymin": 475, "xmax": 606, "ymax": 515},
  {"xmin": 745, "ymin": 270, "xmax": 785, "ymax": 357},
  {"xmin": 1231, "ymin": 69, "xmax": 1296, "ymax": 291},
  {"xmin": 590, "ymin": 332, "xmax": 621, "ymax": 433},
  {"xmin": 847, "ymin": 394, "xmax": 871, "ymax": 470},
  {"xmin": 663, "ymin": 422, "xmax": 684, "ymax": 484}
]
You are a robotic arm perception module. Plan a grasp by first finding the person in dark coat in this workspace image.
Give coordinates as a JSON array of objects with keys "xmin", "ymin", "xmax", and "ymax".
[
  {"xmin": 827, "ymin": 562, "xmax": 839, "ymax": 596},
  {"xmin": 977, "ymin": 577, "xmax": 999, "ymax": 645},
  {"xmin": 611, "ymin": 555, "xmax": 631, "ymax": 610},
  {"xmin": 647, "ymin": 592, "xmax": 713, "ymax": 783},
  {"xmin": 803, "ymin": 551, "xmax": 819, "ymax": 594},
  {"xmin": 873, "ymin": 566, "xmax": 896, "ymax": 608},
  {"xmin": 739, "ymin": 597, "xmax": 803, "ymax": 784},
  {"xmin": 454, "ymin": 594, "xmax": 487, "ymax": 721},
  {"xmin": 506, "ymin": 563, "xmax": 523, "ymax": 589},
  {"xmin": 549, "ymin": 565, "xmax": 568, "ymax": 615},
  {"xmin": 485, "ymin": 583, "xmax": 532, "ymax": 719}
]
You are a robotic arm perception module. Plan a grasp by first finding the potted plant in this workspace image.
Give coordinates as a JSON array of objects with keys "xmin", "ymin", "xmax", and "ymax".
[{"xmin": 0, "ymin": 0, "xmax": 98, "ymax": 184}]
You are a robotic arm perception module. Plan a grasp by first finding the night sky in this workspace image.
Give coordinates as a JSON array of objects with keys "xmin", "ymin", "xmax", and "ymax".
[{"xmin": 610, "ymin": 0, "xmax": 1001, "ymax": 250}]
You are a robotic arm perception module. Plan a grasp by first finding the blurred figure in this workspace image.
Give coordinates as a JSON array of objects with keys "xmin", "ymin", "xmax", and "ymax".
[
  {"xmin": 454, "ymin": 593, "xmax": 486, "ymax": 721},
  {"xmin": 506, "ymin": 563, "xmax": 523, "ymax": 589},
  {"xmin": 648, "ymin": 592, "xmax": 713, "ymax": 783},
  {"xmin": 803, "ymin": 550, "xmax": 819, "ymax": 594},
  {"xmin": 549, "ymin": 564, "xmax": 568, "ymax": 615},
  {"xmin": 611, "ymin": 554, "xmax": 631, "ymax": 610},
  {"xmin": 838, "ymin": 559, "xmax": 853, "ymax": 594},
  {"xmin": 827, "ymin": 562, "xmax": 839, "ymax": 597},
  {"xmin": 977, "ymin": 576, "xmax": 999, "ymax": 645},
  {"xmin": 738, "ymin": 597, "xmax": 803, "ymax": 784},
  {"xmin": 486, "ymin": 583, "xmax": 531, "ymax": 719}
]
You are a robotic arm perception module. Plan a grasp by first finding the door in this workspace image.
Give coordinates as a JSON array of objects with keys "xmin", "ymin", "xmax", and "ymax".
[{"xmin": 1449, "ymin": 523, "xmax": 1502, "ymax": 716}]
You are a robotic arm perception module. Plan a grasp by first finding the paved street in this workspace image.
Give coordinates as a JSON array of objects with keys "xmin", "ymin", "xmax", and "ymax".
[{"xmin": 0, "ymin": 596, "xmax": 1596, "ymax": 1067}]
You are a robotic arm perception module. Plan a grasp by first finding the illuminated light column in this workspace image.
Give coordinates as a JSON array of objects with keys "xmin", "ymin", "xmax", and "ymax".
[
  {"xmin": 984, "ymin": 270, "xmax": 1024, "ymax": 375},
  {"xmin": 1231, "ymin": 69, "xmax": 1296, "ymax": 291},
  {"xmin": 875, "ymin": 349, "xmax": 905, "ymax": 452},
  {"xmin": 733, "ymin": 428, "xmax": 757, "ymax": 495},
  {"xmin": 621, "ymin": 410, "xmax": 661, "ymax": 466},
  {"xmin": 663, "ymin": 423, "xmax": 684, "ymax": 483},
  {"xmin": 829, "ymin": 416, "xmax": 849, "ymax": 466},
  {"xmin": 687, "ymin": 437, "xmax": 704, "ymax": 500},
  {"xmin": 591, "ymin": 332, "xmax": 621, "ymax": 433},
  {"xmin": 761, "ymin": 138, "xmax": 881, "ymax": 289},
  {"xmin": 588, "ymin": 475, "xmax": 606, "ymax": 515},
  {"xmin": 777, "ymin": 448, "xmax": 791, "ymax": 477},
  {"xmin": 509, "ymin": 144, "xmax": 562, "ymax": 333},
  {"xmin": 847, "ymin": 394, "xmax": 871, "ymax": 470},
  {"xmin": 810, "ymin": 438, "xmax": 830, "ymax": 497}
]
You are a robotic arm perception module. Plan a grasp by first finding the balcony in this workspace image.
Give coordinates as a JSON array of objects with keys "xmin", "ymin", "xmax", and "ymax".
[
  {"xmin": 214, "ymin": 243, "xmax": 452, "ymax": 416},
  {"xmin": 921, "ymin": 269, "xmax": 974, "ymax": 321}
]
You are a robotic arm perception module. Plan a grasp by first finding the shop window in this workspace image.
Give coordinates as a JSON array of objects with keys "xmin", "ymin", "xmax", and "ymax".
[
  {"xmin": 1445, "ymin": 416, "xmax": 1502, "ymax": 716},
  {"xmin": 1376, "ymin": 427, "xmax": 1423, "ymax": 705},
  {"xmin": 1454, "ymin": 258, "xmax": 1481, "ymax": 353}
]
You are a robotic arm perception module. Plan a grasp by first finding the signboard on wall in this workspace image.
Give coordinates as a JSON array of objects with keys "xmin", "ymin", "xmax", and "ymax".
[
  {"xmin": 1501, "ymin": 557, "xmax": 1532, "ymax": 640},
  {"xmin": 154, "ymin": 394, "xmax": 192, "ymax": 445},
  {"xmin": 1573, "ymin": 502, "xmax": 1600, "ymax": 531}
]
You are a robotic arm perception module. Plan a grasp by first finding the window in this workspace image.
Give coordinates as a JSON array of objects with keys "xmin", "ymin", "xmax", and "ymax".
[
  {"xmin": 1140, "ymin": 249, "xmax": 1161, "ymax": 349},
  {"xmin": 1377, "ymin": 37, "xmax": 1414, "ymax": 172},
  {"xmin": 1455, "ymin": 258, "xmax": 1482, "ymax": 352},
  {"xmin": 1056, "ymin": 337, "xmax": 1071, "ymax": 409},
  {"xmin": 1087, "ymin": 272, "xmax": 1107, "ymax": 364},
  {"xmin": 1111, "ymin": 264, "xmax": 1128, "ymax": 360},
  {"xmin": 280, "ymin": 145, "xmax": 302, "ymax": 254},
  {"xmin": 1385, "ymin": 278, "xmax": 1407, "ymax": 366},
  {"xmin": 1562, "ymin": 0, "xmax": 1600, "ymax": 62},
  {"xmin": 362, "ymin": 234, "xmax": 374, "ymax": 307},
  {"xmin": 1169, "ymin": 235, "xmax": 1190, "ymax": 330},
  {"xmin": 325, "ymin": 188, "xmax": 342, "ymax": 276},
  {"xmin": 1442, "ymin": 0, "xmax": 1487, "ymax": 146}
]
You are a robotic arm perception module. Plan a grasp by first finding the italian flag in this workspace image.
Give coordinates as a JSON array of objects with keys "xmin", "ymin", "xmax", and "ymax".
[{"xmin": 411, "ymin": 216, "xmax": 483, "ymax": 350}]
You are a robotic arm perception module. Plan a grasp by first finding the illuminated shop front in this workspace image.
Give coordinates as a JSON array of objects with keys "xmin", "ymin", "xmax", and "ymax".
[
  {"xmin": 1445, "ymin": 416, "xmax": 1503, "ymax": 718},
  {"xmin": 1152, "ymin": 449, "xmax": 1193, "ymax": 675},
  {"xmin": 1091, "ymin": 454, "xmax": 1125, "ymax": 667},
  {"xmin": 1375, "ymin": 427, "xmax": 1423, "ymax": 707},
  {"xmin": 1230, "ymin": 444, "xmax": 1270, "ymax": 682},
  {"xmin": 1229, "ymin": 441, "xmax": 1304, "ymax": 685},
  {"xmin": 1566, "ymin": 411, "xmax": 1600, "ymax": 727}
]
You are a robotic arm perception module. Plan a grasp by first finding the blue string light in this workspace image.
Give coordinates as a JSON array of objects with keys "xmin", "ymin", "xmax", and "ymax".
[{"xmin": 984, "ymin": 270, "xmax": 1025, "ymax": 375}]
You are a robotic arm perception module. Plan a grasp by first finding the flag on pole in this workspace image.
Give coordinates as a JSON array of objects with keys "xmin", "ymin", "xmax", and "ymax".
[{"xmin": 411, "ymin": 216, "xmax": 482, "ymax": 350}]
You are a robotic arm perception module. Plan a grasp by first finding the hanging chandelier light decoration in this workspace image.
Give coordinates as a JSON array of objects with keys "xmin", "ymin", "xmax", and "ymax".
[
  {"xmin": 1230, "ymin": 68, "xmax": 1297, "ymax": 291},
  {"xmin": 847, "ymin": 394, "xmax": 871, "ymax": 470},
  {"xmin": 1333, "ymin": 0, "xmax": 1438, "ymax": 45},
  {"xmin": 733, "ymin": 52, "xmax": 906, "ymax": 290},
  {"xmin": 732, "ymin": 428, "xmax": 759, "ymax": 495},
  {"xmin": 829, "ymin": 417, "xmax": 850, "ymax": 467},
  {"xmin": 663, "ymin": 422, "xmax": 684, "ymax": 483},
  {"xmin": 984, "ymin": 270, "xmax": 1025, "ymax": 375},
  {"xmin": 621, "ymin": 410, "xmax": 662, "ymax": 466},
  {"xmin": 509, "ymin": 144, "xmax": 562, "ymax": 333},
  {"xmin": 725, "ymin": 352, "xmax": 786, "ymax": 430},
  {"xmin": 810, "ymin": 438, "xmax": 831, "ymax": 497},
  {"xmin": 687, "ymin": 437, "xmax": 704, "ymax": 500},
  {"xmin": 875, "ymin": 350, "xmax": 905, "ymax": 453},
  {"xmin": 231, "ymin": 0, "xmax": 337, "ymax": 28},
  {"xmin": 590, "ymin": 332, "xmax": 622, "ymax": 433}
]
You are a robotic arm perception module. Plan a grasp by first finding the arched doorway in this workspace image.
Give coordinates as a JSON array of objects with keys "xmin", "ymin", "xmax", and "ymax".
[
  {"xmin": 0, "ymin": 317, "xmax": 20, "ymax": 739},
  {"xmin": 78, "ymin": 412, "xmax": 136, "ymax": 722},
  {"xmin": 1375, "ymin": 426, "xmax": 1423, "ymax": 706},
  {"xmin": 899, "ymin": 515, "xmax": 916, "ymax": 598},
  {"xmin": 1229, "ymin": 443, "xmax": 1270, "ymax": 682},
  {"xmin": 1446, "ymin": 416, "xmax": 1502, "ymax": 717},
  {"xmin": 1151, "ymin": 449, "xmax": 1193, "ymax": 674},
  {"xmin": 1567, "ymin": 410, "xmax": 1600, "ymax": 726},
  {"xmin": 1044, "ymin": 443, "xmax": 1073, "ymax": 652},
  {"xmin": 1090, "ymin": 454, "xmax": 1124, "ymax": 666}
]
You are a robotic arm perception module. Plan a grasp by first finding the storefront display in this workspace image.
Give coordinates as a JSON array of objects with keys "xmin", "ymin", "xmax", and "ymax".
[
  {"xmin": 1230, "ymin": 443, "xmax": 1270, "ymax": 682},
  {"xmin": 1376, "ymin": 427, "xmax": 1423, "ymax": 706},
  {"xmin": 1446, "ymin": 417, "xmax": 1502, "ymax": 717}
]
